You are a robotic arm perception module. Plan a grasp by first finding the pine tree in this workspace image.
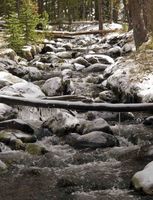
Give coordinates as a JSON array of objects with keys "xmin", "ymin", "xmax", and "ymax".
[
  {"xmin": 19, "ymin": 0, "xmax": 40, "ymax": 44},
  {"xmin": 6, "ymin": 13, "xmax": 25, "ymax": 53}
]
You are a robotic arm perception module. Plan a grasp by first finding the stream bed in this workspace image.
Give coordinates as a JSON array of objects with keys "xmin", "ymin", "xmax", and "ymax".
[{"xmin": 0, "ymin": 27, "xmax": 153, "ymax": 200}]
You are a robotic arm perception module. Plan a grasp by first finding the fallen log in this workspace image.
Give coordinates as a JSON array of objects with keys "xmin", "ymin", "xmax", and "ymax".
[
  {"xmin": 36, "ymin": 29, "xmax": 119, "ymax": 38},
  {"xmin": 42, "ymin": 95, "xmax": 90, "ymax": 101},
  {"xmin": 0, "ymin": 95, "xmax": 153, "ymax": 112}
]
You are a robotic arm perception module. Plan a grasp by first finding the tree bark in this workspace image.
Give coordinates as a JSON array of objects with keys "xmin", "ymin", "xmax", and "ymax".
[
  {"xmin": 98, "ymin": 0, "xmax": 103, "ymax": 31},
  {"xmin": 0, "ymin": 95, "xmax": 153, "ymax": 112},
  {"xmin": 129, "ymin": 0, "xmax": 148, "ymax": 49}
]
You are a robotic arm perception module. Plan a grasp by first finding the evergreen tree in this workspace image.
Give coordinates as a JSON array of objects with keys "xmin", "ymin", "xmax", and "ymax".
[
  {"xmin": 6, "ymin": 13, "xmax": 24, "ymax": 53},
  {"xmin": 19, "ymin": 0, "xmax": 40, "ymax": 44}
]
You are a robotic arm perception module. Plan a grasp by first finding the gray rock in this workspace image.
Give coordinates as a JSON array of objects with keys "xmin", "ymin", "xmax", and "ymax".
[
  {"xmin": 0, "ymin": 160, "xmax": 7, "ymax": 171},
  {"xmin": 25, "ymin": 143, "xmax": 48, "ymax": 155},
  {"xmin": 0, "ymin": 71, "xmax": 26, "ymax": 87},
  {"xmin": 56, "ymin": 51, "xmax": 73, "ymax": 59},
  {"xmin": 0, "ymin": 119, "xmax": 34, "ymax": 134},
  {"xmin": 74, "ymin": 63, "xmax": 86, "ymax": 71},
  {"xmin": 84, "ymin": 54, "xmax": 114, "ymax": 65},
  {"xmin": 84, "ymin": 55, "xmax": 99, "ymax": 64},
  {"xmin": 67, "ymin": 131, "xmax": 119, "ymax": 149},
  {"xmin": 77, "ymin": 118, "xmax": 113, "ymax": 134},
  {"xmin": 83, "ymin": 63, "xmax": 108, "ymax": 73},
  {"xmin": 122, "ymin": 43, "xmax": 134, "ymax": 54},
  {"xmin": 41, "ymin": 44, "xmax": 56, "ymax": 53},
  {"xmin": 0, "ymin": 103, "xmax": 17, "ymax": 121},
  {"xmin": 62, "ymin": 43, "xmax": 73, "ymax": 51},
  {"xmin": 107, "ymin": 46, "xmax": 122, "ymax": 58},
  {"xmin": 99, "ymin": 90, "xmax": 118, "ymax": 103},
  {"xmin": 0, "ymin": 82, "xmax": 45, "ymax": 98},
  {"xmin": 143, "ymin": 116, "xmax": 153, "ymax": 125},
  {"xmin": 43, "ymin": 109, "xmax": 80, "ymax": 136},
  {"xmin": 132, "ymin": 161, "xmax": 153, "ymax": 195},
  {"xmin": 71, "ymin": 56, "xmax": 90, "ymax": 67},
  {"xmin": 41, "ymin": 77, "xmax": 63, "ymax": 96},
  {"xmin": 22, "ymin": 66, "xmax": 42, "ymax": 81}
]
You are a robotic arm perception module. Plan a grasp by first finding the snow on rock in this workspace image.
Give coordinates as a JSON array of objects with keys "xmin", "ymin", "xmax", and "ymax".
[
  {"xmin": 105, "ymin": 57, "xmax": 153, "ymax": 102},
  {"xmin": 76, "ymin": 22, "xmax": 122, "ymax": 32},
  {"xmin": 132, "ymin": 161, "xmax": 153, "ymax": 195}
]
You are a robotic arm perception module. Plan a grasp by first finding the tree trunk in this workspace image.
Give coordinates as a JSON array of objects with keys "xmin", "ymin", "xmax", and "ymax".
[
  {"xmin": 98, "ymin": 0, "xmax": 103, "ymax": 31},
  {"xmin": 37, "ymin": 0, "xmax": 44, "ymax": 15},
  {"xmin": 129, "ymin": 0, "xmax": 148, "ymax": 49}
]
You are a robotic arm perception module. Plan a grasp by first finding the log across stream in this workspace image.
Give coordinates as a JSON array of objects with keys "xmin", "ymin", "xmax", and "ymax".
[{"xmin": 0, "ymin": 95, "xmax": 153, "ymax": 112}]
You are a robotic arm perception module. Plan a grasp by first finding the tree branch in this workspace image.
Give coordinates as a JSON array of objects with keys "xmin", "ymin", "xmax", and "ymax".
[{"xmin": 0, "ymin": 95, "xmax": 153, "ymax": 112}]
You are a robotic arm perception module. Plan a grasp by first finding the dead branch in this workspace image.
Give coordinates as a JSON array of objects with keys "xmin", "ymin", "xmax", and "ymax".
[
  {"xmin": 36, "ymin": 29, "xmax": 119, "ymax": 38},
  {"xmin": 0, "ymin": 95, "xmax": 153, "ymax": 112}
]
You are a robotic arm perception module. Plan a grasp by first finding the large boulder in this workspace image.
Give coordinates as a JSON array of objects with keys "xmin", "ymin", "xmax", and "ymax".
[
  {"xmin": 0, "ymin": 82, "xmax": 45, "ymax": 98},
  {"xmin": 105, "ymin": 57, "xmax": 153, "ymax": 102},
  {"xmin": 77, "ymin": 118, "xmax": 113, "ymax": 134},
  {"xmin": 132, "ymin": 161, "xmax": 153, "ymax": 195},
  {"xmin": 41, "ymin": 77, "xmax": 63, "ymax": 96},
  {"xmin": 66, "ymin": 131, "xmax": 119, "ymax": 149},
  {"xmin": 42, "ymin": 109, "xmax": 80, "ymax": 136},
  {"xmin": 0, "ymin": 71, "xmax": 26, "ymax": 88}
]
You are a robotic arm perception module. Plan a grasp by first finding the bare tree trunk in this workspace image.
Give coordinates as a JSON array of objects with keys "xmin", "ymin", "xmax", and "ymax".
[
  {"xmin": 129, "ymin": 0, "xmax": 148, "ymax": 49},
  {"xmin": 98, "ymin": 0, "xmax": 103, "ymax": 32}
]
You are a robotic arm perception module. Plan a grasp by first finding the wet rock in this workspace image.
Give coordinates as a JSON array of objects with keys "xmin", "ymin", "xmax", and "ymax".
[
  {"xmin": 107, "ymin": 46, "xmax": 122, "ymax": 58},
  {"xmin": 25, "ymin": 143, "xmax": 48, "ymax": 155},
  {"xmin": 84, "ymin": 54, "xmax": 114, "ymax": 65},
  {"xmin": 41, "ymin": 77, "xmax": 63, "ymax": 96},
  {"xmin": 71, "ymin": 56, "xmax": 90, "ymax": 67},
  {"xmin": 43, "ymin": 109, "xmax": 80, "ymax": 136},
  {"xmin": 62, "ymin": 43, "xmax": 73, "ymax": 51},
  {"xmin": 13, "ymin": 131, "xmax": 37, "ymax": 143},
  {"xmin": 99, "ymin": 90, "xmax": 118, "ymax": 103},
  {"xmin": 59, "ymin": 63, "xmax": 74, "ymax": 70},
  {"xmin": 0, "ymin": 119, "xmax": 34, "ymax": 134},
  {"xmin": 83, "ymin": 63, "xmax": 108, "ymax": 73},
  {"xmin": 132, "ymin": 161, "xmax": 153, "ymax": 195},
  {"xmin": 56, "ymin": 51, "xmax": 73, "ymax": 59},
  {"xmin": 77, "ymin": 118, "xmax": 113, "ymax": 134},
  {"xmin": 0, "ymin": 103, "xmax": 17, "ymax": 121},
  {"xmin": 74, "ymin": 63, "xmax": 86, "ymax": 71},
  {"xmin": 0, "ymin": 82, "xmax": 45, "ymax": 98},
  {"xmin": 84, "ymin": 54, "xmax": 99, "ymax": 64},
  {"xmin": 66, "ymin": 131, "xmax": 118, "ymax": 149},
  {"xmin": 143, "ymin": 116, "xmax": 153, "ymax": 125},
  {"xmin": 0, "ymin": 142, "xmax": 11, "ymax": 152},
  {"xmin": 41, "ymin": 44, "xmax": 56, "ymax": 53},
  {"xmin": 9, "ymin": 138, "xmax": 25, "ymax": 150},
  {"xmin": 0, "ymin": 160, "xmax": 7, "ymax": 171},
  {"xmin": 0, "ymin": 130, "xmax": 36, "ymax": 145},
  {"xmin": 86, "ymin": 74, "xmax": 104, "ymax": 84}
]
